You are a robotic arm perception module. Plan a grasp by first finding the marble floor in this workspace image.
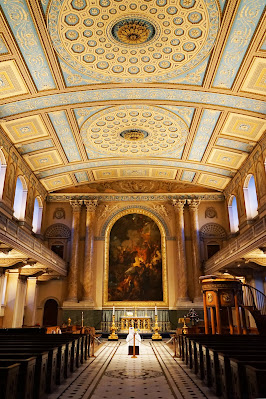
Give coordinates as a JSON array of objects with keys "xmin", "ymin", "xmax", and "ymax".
[{"xmin": 48, "ymin": 340, "xmax": 218, "ymax": 399}]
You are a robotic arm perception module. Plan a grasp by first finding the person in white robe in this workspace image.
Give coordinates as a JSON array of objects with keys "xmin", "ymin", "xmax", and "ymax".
[{"xmin": 126, "ymin": 327, "xmax": 141, "ymax": 355}]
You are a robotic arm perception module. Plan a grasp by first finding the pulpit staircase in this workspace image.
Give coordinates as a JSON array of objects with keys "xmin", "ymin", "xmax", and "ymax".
[{"xmin": 241, "ymin": 283, "xmax": 266, "ymax": 334}]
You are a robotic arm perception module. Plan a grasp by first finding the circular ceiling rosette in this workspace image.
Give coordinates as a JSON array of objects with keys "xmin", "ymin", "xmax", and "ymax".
[
  {"xmin": 47, "ymin": 0, "xmax": 220, "ymax": 83},
  {"xmin": 80, "ymin": 104, "xmax": 189, "ymax": 156}
]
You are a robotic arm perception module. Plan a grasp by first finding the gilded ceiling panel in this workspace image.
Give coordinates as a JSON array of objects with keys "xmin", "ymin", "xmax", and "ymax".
[
  {"xmin": 41, "ymin": 174, "xmax": 73, "ymax": 191},
  {"xmin": 197, "ymin": 173, "xmax": 230, "ymax": 190},
  {"xmin": 221, "ymin": 113, "xmax": 265, "ymax": 142},
  {"xmin": 0, "ymin": 60, "xmax": 28, "ymax": 100},
  {"xmin": 241, "ymin": 57, "xmax": 266, "ymax": 96},
  {"xmin": 207, "ymin": 148, "xmax": 248, "ymax": 169},
  {"xmin": 24, "ymin": 149, "xmax": 63, "ymax": 171},
  {"xmin": 1, "ymin": 115, "xmax": 49, "ymax": 143}
]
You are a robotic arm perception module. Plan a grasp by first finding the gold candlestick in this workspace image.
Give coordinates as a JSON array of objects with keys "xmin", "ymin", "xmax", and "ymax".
[
  {"xmin": 108, "ymin": 314, "xmax": 118, "ymax": 340},
  {"xmin": 152, "ymin": 315, "xmax": 162, "ymax": 341}
]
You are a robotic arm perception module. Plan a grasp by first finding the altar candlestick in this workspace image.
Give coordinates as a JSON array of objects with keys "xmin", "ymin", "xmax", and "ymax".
[
  {"xmin": 113, "ymin": 305, "xmax": 115, "ymax": 316},
  {"xmin": 81, "ymin": 311, "xmax": 84, "ymax": 327},
  {"xmin": 155, "ymin": 305, "xmax": 157, "ymax": 316}
]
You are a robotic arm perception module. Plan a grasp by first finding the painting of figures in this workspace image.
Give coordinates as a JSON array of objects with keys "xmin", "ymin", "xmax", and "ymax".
[{"xmin": 108, "ymin": 213, "xmax": 163, "ymax": 302}]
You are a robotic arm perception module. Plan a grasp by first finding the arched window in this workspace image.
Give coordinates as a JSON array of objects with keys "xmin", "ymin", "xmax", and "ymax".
[
  {"xmin": 243, "ymin": 174, "xmax": 258, "ymax": 220},
  {"xmin": 0, "ymin": 149, "xmax": 7, "ymax": 199},
  {"xmin": 13, "ymin": 176, "xmax": 28, "ymax": 220},
  {"xmin": 228, "ymin": 195, "xmax": 239, "ymax": 233},
  {"xmin": 32, "ymin": 196, "xmax": 43, "ymax": 234}
]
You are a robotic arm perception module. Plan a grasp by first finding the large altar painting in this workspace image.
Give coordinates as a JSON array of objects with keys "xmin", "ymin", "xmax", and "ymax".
[{"xmin": 108, "ymin": 213, "xmax": 163, "ymax": 302}]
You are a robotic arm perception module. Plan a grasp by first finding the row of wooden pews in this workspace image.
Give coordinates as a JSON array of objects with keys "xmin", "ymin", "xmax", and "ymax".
[
  {"xmin": 178, "ymin": 334, "xmax": 266, "ymax": 399},
  {"xmin": 0, "ymin": 327, "xmax": 94, "ymax": 399}
]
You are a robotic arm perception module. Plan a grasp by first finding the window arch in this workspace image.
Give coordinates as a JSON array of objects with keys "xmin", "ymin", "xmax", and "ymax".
[
  {"xmin": 228, "ymin": 195, "xmax": 239, "ymax": 233},
  {"xmin": 243, "ymin": 174, "xmax": 258, "ymax": 220},
  {"xmin": 13, "ymin": 175, "xmax": 28, "ymax": 220},
  {"xmin": 0, "ymin": 149, "xmax": 7, "ymax": 199},
  {"xmin": 32, "ymin": 196, "xmax": 43, "ymax": 234}
]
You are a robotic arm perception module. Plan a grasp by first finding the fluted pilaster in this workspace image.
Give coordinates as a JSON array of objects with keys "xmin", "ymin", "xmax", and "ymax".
[
  {"xmin": 172, "ymin": 199, "xmax": 189, "ymax": 303},
  {"xmin": 67, "ymin": 200, "xmax": 83, "ymax": 301},
  {"xmin": 82, "ymin": 200, "xmax": 98, "ymax": 303},
  {"xmin": 187, "ymin": 199, "xmax": 202, "ymax": 301}
]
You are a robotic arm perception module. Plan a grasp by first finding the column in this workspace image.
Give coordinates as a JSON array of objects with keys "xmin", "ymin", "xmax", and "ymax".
[
  {"xmin": 215, "ymin": 292, "xmax": 222, "ymax": 334},
  {"xmin": 3, "ymin": 272, "xmax": 27, "ymax": 328},
  {"xmin": 203, "ymin": 292, "xmax": 209, "ymax": 334},
  {"xmin": 187, "ymin": 199, "xmax": 202, "ymax": 301},
  {"xmin": 24, "ymin": 277, "xmax": 38, "ymax": 326},
  {"xmin": 67, "ymin": 200, "xmax": 83, "ymax": 302},
  {"xmin": 234, "ymin": 291, "xmax": 242, "ymax": 335},
  {"xmin": 82, "ymin": 200, "xmax": 98, "ymax": 303},
  {"xmin": 172, "ymin": 199, "xmax": 189, "ymax": 302}
]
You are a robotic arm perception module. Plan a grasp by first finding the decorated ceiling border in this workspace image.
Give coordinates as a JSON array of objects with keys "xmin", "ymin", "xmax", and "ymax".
[
  {"xmin": 47, "ymin": 192, "xmax": 225, "ymax": 202},
  {"xmin": 213, "ymin": 0, "xmax": 265, "ymax": 89},
  {"xmin": 0, "ymin": 88, "xmax": 265, "ymax": 119},
  {"xmin": 0, "ymin": 0, "xmax": 56, "ymax": 91}
]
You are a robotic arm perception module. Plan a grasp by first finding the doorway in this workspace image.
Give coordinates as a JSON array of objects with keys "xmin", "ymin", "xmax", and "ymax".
[{"xmin": 43, "ymin": 299, "xmax": 58, "ymax": 326}]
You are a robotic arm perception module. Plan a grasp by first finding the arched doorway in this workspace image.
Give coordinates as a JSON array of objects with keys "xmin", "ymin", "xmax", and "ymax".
[{"xmin": 42, "ymin": 299, "xmax": 58, "ymax": 326}]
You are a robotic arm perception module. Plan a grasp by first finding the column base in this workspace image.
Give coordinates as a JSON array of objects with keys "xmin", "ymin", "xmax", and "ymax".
[
  {"xmin": 176, "ymin": 297, "xmax": 192, "ymax": 307},
  {"xmin": 193, "ymin": 296, "xmax": 203, "ymax": 304},
  {"xmin": 79, "ymin": 300, "xmax": 95, "ymax": 308},
  {"xmin": 63, "ymin": 300, "xmax": 81, "ymax": 308}
]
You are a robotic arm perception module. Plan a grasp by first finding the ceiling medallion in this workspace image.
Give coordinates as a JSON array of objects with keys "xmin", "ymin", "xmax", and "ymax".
[
  {"xmin": 48, "ymin": 0, "xmax": 220, "ymax": 82},
  {"xmin": 112, "ymin": 18, "xmax": 156, "ymax": 45},
  {"xmin": 120, "ymin": 129, "xmax": 148, "ymax": 141},
  {"xmin": 81, "ymin": 104, "xmax": 189, "ymax": 157}
]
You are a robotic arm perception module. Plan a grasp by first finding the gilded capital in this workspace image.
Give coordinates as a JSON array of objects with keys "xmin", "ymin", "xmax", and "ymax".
[
  {"xmin": 172, "ymin": 199, "xmax": 186, "ymax": 211},
  {"xmin": 187, "ymin": 199, "xmax": 200, "ymax": 211},
  {"xmin": 84, "ymin": 199, "xmax": 98, "ymax": 212},
  {"xmin": 70, "ymin": 200, "xmax": 83, "ymax": 212}
]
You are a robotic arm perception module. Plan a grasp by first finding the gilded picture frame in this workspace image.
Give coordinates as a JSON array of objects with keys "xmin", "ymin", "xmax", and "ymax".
[{"xmin": 103, "ymin": 207, "xmax": 168, "ymax": 307}]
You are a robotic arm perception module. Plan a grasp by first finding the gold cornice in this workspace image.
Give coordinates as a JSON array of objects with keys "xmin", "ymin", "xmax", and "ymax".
[
  {"xmin": 103, "ymin": 207, "xmax": 168, "ymax": 307},
  {"xmin": 203, "ymin": 0, "xmax": 242, "ymax": 89},
  {"xmin": 26, "ymin": 0, "xmax": 65, "ymax": 91}
]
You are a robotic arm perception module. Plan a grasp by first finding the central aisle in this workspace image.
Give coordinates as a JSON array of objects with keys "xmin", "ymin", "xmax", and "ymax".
[{"xmin": 49, "ymin": 340, "xmax": 218, "ymax": 399}]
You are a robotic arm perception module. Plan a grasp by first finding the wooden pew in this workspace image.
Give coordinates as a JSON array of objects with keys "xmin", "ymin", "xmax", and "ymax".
[
  {"xmin": 230, "ymin": 359, "xmax": 266, "ymax": 399},
  {"xmin": 0, "ymin": 357, "xmax": 36, "ymax": 399},
  {"xmin": 0, "ymin": 362, "xmax": 20, "ymax": 399},
  {"xmin": 0, "ymin": 345, "xmax": 57, "ymax": 394},
  {"xmin": 178, "ymin": 334, "xmax": 266, "ymax": 399},
  {"xmin": 245, "ymin": 363, "xmax": 266, "ymax": 399},
  {"xmin": 0, "ymin": 351, "xmax": 48, "ymax": 399}
]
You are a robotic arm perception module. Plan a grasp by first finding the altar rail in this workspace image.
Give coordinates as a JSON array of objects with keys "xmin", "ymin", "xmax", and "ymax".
[
  {"xmin": 101, "ymin": 309, "xmax": 170, "ymax": 332},
  {"xmin": 101, "ymin": 320, "xmax": 171, "ymax": 332}
]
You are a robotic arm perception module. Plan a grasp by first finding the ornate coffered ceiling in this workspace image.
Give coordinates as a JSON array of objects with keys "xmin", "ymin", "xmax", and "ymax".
[{"xmin": 0, "ymin": 0, "xmax": 265, "ymax": 193}]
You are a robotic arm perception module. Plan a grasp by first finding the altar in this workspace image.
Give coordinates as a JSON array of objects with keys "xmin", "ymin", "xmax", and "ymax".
[{"xmin": 120, "ymin": 316, "xmax": 151, "ymax": 332}]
